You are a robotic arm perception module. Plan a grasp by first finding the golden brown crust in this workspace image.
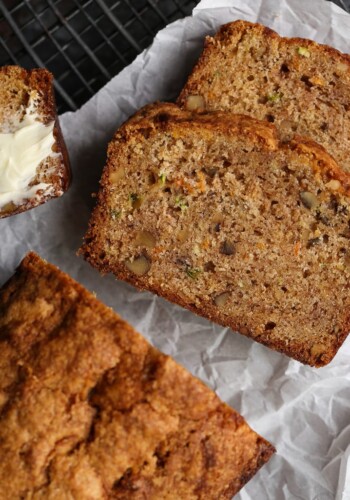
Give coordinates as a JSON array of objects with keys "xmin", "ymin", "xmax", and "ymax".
[
  {"xmin": 83, "ymin": 101, "xmax": 350, "ymax": 246},
  {"xmin": 0, "ymin": 66, "xmax": 71, "ymax": 219},
  {"xmin": 178, "ymin": 19, "xmax": 350, "ymax": 180},
  {"xmin": 213, "ymin": 20, "xmax": 350, "ymax": 67},
  {"xmin": 112, "ymin": 102, "xmax": 350, "ymax": 186},
  {"xmin": 288, "ymin": 137, "xmax": 350, "ymax": 197},
  {"xmin": 105, "ymin": 102, "xmax": 350, "ymax": 196},
  {"xmin": 178, "ymin": 20, "xmax": 350, "ymax": 107},
  {"xmin": 81, "ymin": 102, "xmax": 350, "ymax": 368},
  {"xmin": 0, "ymin": 251, "xmax": 274, "ymax": 498}
]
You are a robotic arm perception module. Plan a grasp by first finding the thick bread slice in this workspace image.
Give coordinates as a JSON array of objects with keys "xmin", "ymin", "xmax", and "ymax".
[
  {"xmin": 0, "ymin": 252, "xmax": 274, "ymax": 499},
  {"xmin": 0, "ymin": 66, "xmax": 70, "ymax": 218},
  {"xmin": 81, "ymin": 103, "xmax": 350, "ymax": 367},
  {"xmin": 178, "ymin": 20, "xmax": 350, "ymax": 173}
]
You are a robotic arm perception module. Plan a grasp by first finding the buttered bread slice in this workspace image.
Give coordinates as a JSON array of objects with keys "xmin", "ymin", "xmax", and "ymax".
[
  {"xmin": 178, "ymin": 20, "xmax": 350, "ymax": 173},
  {"xmin": 81, "ymin": 103, "xmax": 350, "ymax": 367},
  {"xmin": 0, "ymin": 66, "xmax": 70, "ymax": 218}
]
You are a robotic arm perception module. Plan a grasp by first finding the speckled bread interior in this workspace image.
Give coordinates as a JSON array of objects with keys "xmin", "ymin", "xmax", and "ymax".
[
  {"xmin": 0, "ymin": 252, "xmax": 274, "ymax": 499},
  {"xmin": 178, "ymin": 20, "xmax": 350, "ymax": 173},
  {"xmin": 81, "ymin": 102, "xmax": 350, "ymax": 367},
  {"xmin": 0, "ymin": 65, "xmax": 70, "ymax": 218}
]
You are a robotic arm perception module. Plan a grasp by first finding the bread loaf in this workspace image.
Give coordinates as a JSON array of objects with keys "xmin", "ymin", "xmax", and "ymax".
[
  {"xmin": 178, "ymin": 20, "xmax": 350, "ymax": 173},
  {"xmin": 81, "ymin": 102, "xmax": 350, "ymax": 367},
  {"xmin": 0, "ymin": 66, "xmax": 70, "ymax": 218},
  {"xmin": 0, "ymin": 251, "xmax": 274, "ymax": 499}
]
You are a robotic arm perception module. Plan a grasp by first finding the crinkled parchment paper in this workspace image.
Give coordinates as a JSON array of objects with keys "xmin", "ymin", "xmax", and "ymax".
[{"xmin": 1, "ymin": 0, "xmax": 350, "ymax": 498}]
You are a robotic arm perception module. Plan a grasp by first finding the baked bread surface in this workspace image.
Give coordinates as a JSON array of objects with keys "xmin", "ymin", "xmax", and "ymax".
[
  {"xmin": 177, "ymin": 20, "xmax": 350, "ymax": 173},
  {"xmin": 81, "ymin": 102, "xmax": 350, "ymax": 367},
  {"xmin": 0, "ymin": 65, "xmax": 70, "ymax": 218},
  {"xmin": 0, "ymin": 252, "xmax": 274, "ymax": 499}
]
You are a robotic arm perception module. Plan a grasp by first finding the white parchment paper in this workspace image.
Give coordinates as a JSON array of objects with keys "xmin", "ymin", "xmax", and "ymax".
[{"xmin": 1, "ymin": 0, "xmax": 350, "ymax": 498}]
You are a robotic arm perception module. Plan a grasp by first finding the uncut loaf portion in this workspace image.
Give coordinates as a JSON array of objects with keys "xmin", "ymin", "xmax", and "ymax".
[
  {"xmin": 177, "ymin": 20, "xmax": 350, "ymax": 173},
  {"xmin": 0, "ymin": 66, "xmax": 70, "ymax": 218},
  {"xmin": 0, "ymin": 252, "xmax": 274, "ymax": 500},
  {"xmin": 81, "ymin": 103, "xmax": 350, "ymax": 367}
]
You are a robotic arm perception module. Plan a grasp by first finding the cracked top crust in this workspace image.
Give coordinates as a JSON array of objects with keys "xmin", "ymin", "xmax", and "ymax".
[{"xmin": 0, "ymin": 252, "xmax": 274, "ymax": 499}]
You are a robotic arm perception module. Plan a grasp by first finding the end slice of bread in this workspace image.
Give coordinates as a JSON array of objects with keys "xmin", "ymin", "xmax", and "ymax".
[
  {"xmin": 177, "ymin": 20, "xmax": 350, "ymax": 173},
  {"xmin": 0, "ymin": 251, "xmax": 274, "ymax": 498},
  {"xmin": 81, "ymin": 102, "xmax": 350, "ymax": 367},
  {"xmin": 0, "ymin": 66, "xmax": 70, "ymax": 218}
]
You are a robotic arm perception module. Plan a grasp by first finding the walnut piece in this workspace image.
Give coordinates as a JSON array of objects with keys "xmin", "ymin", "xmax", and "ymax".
[
  {"xmin": 185, "ymin": 95, "xmax": 206, "ymax": 112},
  {"xmin": 125, "ymin": 255, "xmax": 151, "ymax": 276}
]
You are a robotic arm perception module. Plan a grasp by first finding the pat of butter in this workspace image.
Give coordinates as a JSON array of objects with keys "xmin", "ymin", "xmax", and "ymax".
[{"xmin": 0, "ymin": 101, "xmax": 57, "ymax": 209}]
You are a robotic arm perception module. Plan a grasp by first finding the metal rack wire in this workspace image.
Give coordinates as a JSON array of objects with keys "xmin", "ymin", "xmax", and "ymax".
[
  {"xmin": 335, "ymin": 0, "xmax": 350, "ymax": 10},
  {"xmin": 0, "ymin": 0, "xmax": 198, "ymax": 112},
  {"xmin": 1, "ymin": 0, "xmax": 349, "ymax": 113}
]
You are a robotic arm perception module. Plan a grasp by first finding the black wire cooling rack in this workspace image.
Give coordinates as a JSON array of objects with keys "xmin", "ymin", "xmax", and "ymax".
[
  {"xmin": 1, "ymin": 0, "xmax": 349, "ymax": 113},
  {"xmin": 0, "ymin": 0, "xmax": 198, "ymax": 112}
]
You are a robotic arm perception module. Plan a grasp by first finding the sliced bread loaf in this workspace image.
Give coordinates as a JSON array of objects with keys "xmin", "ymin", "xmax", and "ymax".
[
  {"xmin": 81, "ymin": 103, "xmax": 350, "ymax": 367},
  {"xmin": 178, "ymin": 20, "xmax": 350, "ymax": 173},
  {"xmin": 0, "ymin": 66, "xmax": 70, "ymax": 218},
  {"xmin": 0, "ymin": 252, "xmax": 274, "ymax": 498}
]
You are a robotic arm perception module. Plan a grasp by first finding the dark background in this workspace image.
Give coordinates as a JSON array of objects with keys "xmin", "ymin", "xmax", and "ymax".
[{"xmin": 1, "ymin": 0, "xmax": 349, "ymax": 113}]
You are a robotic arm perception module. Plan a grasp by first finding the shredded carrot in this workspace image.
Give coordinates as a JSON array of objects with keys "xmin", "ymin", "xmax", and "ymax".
[
  {"xmin": 152, "ymin": 246, "xmax": 165, "ymax": 255},
  {"xmin": 201, "ymin": 239, "xmax": 210, "ymax": 249},
  {"xmin": 174, "ymin": 177, "xmax": 194, "ymax": 193},
  {"xmin": 196, "ymin": 171, "xmax": 207, "ymax": 193},
  {"xmin": 294, "ymin": 240, "xmax": 301, "ymax": 257}
]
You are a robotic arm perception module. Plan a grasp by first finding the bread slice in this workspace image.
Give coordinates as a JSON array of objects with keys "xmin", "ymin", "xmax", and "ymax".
[
  {"xmin": 81, "ymin": 102, "xmax": 350, "ymax": 367},
  {"xmin": 177, "ymin": 20, "xmax": 350, "ymax": 174},
  {"xmin": 0, "ymin": 251, "xmax": 274, "ymax": 498},
  {"xmin": 0, "ymin": 66, "xmax": 70, "ymax": 218}
]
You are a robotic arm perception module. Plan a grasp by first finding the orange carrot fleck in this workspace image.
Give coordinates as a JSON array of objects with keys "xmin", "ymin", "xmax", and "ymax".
[
  {"xmin": 294, "ymin": 241, "xmax": 301, "ymax": 256},
  {"xmin": 174, "ymin": 177, "xmax": 194, "ymax": 193},
  {"xmin": 196, "ymin": 171, "xmax": 207, "ymax": 193},
  {"xmin": 153, "ymin": 246, "xmax": 165, "ymax": 255}
]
